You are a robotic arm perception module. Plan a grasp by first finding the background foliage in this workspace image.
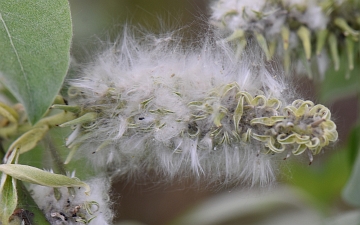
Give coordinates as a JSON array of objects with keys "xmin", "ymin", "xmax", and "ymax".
[{"xmin": 0, "ymin": 0, "xmax": 359, "ymax": 224}]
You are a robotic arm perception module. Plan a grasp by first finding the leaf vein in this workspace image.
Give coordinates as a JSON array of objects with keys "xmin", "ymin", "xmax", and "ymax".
[{"xmin": 0, "ymin": 12, "xmax": 31, "ymax": 102}]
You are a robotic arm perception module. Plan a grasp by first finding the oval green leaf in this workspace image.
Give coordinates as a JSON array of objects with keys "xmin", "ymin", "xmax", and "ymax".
[
  {"xmin": 342, "ymin": 127, "xmax": 360, "ymax": 207},
  {"xmin": 0, "ymin": 0, "xmax": 72, "ymax": 124},
  {"xmin": 0, "ymin": 164, "xmax": 90, "ymax": 195},
  {"xmin": 0, "ymin": 174, "xmax": 17, "ymax": 225}
]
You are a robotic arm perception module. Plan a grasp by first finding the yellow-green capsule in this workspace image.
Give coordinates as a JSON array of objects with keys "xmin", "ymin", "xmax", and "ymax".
[
  {"xmin": 235, "ymin": 38, "xmax": 248, "ymax": 58},
  {"xmin": 283, "ymin": 48, "xmax": 291, "ymax": 75},
  {"xmin": 213, "ymin": 107, "xmax": 227, "ymax": 127},
  {"xmin": 334, "ymin": 17, "xmax": 359, "ymax": 38},
  {"xmin": 59, "ymin": 112, "xmax": 97, "ymax": 127},
  {"xmin": 297, "ymin": 26, "xmax": 312, "ymax": 60},
  {"xmin": 250, "ymin": 116, "xmax": 286, "ymax": 126},
  {"xmin": 241, "ymin": 128, "xmax": 251, "ymax": 142},
  {"xmin": 220, "ymin": 82, "xmax": 240, "ymax": 97},
  {"xmin": 268, "ymin": 39, "xmax": 277, "ymax": 58},
  {"xmin": 277, "ymin": 133, "xmax": 310, "ymax": 145},
  {"xmin": 226, "ymin": 29, "xmax": 245, "ymax": 42},
  {"xmin": 64, "ymin": 144, "xmax": 80, "ymax": 164},
  {"xmin": 53, "ymin": 95, "xmax": 67, "ymax": 105},
  {"xmin": 316, "ymin": 29, "xmax": 328, "ymax": 56},
  {"xmin": 140, "ymin": 97, "xmax": 154, "ymax": 108},
  {"xmin": 345, "ymin": 36, "xmax": 354, "ymax": 71},
  {"xmin": 292, "ymin": 144, "xmax": 307, "ymax": 155},
  {"xmin": 233, "ymin": 94, "xmax": 244, "ymax": 133},
  {"xmin": 281, "ymin": 26, "xmax": 290, "ymax": 50},
  {"xmin": 94, "ymin": 140, "xmax": 111, "ymax": 153},
  {"xmin": 51, "ymin": 104, "xmax": 81, "ymax": 113},
  {"xmin": 328, "ymin": 33, "xmax": 340, "ymax": 71},
  {"xmin": 254, "ymin": 31, "xmax": 271, "ymax": 60}
]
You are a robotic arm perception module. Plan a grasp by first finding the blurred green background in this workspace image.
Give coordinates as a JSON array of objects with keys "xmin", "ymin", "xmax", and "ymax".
[{"xmin": 66, "ymin": 1, "xmax": 360, "ymax": 225}]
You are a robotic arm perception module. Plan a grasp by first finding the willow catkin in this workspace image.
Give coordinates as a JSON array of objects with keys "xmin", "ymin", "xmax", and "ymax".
[{"xmin": 62, "ymin": 29, "xmax": 337, "ymax": 187}]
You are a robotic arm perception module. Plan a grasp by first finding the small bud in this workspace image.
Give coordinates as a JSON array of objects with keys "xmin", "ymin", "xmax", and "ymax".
[
  {"xmin": 334, "ymin": 17, "xmax": 359, "ymax": 38},
  {"xmin": 255, "ymin": 32, "xmax": 271, "ymax": 60},
  {"xmin": 281, "ymin": 26, "xmax": 290, "ymax": 51},
  {"xmin": 316, "ymin": 29, "xmax": 328, "ymax": 56},
  {"xmin": 59, "ymin": 112, "xmax": 97, "ymax": 127},
  {"xmin": 297, "ymin": 26, "xmax": 312, "ymax": 60},
  {"xmin": 328, "ymin": 33, "xmax": 340, "ymax": 71},
  {"xmin": 345, "ymin": 37, "xmax": 354, "ymax": 71}
]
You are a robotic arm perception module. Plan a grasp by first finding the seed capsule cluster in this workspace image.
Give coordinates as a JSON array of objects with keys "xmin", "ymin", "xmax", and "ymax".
[
  {"xmin": 185, "ymin": 83, "xmax": 337, "ymax": 160},
  {"xmin": 64, "ymin": 80, "xmax": 337, "ymax": 169},
  {"xmin": 57, "ymin": 32, "xmax": 338, "ymax": 186},
  {"xmin": 211, "ymin": 0, "xmax": 360, "ymax": 76},
  {"xmin": 29, "ymin": 177, "xmax": 113, "ymax": 225}
]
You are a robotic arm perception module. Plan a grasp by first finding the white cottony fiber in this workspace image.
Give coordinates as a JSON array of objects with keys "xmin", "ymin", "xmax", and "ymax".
[
  {"xmin": 211, "ymin": 0, "xmax": 267, "ymax": 31},
  {"xmin": 68, "ymin": 28, "xmax": 294, "ymax": 188},
  {"xmin": 30, "ymin": 177, "xmax": 113, "ymax": 225}
]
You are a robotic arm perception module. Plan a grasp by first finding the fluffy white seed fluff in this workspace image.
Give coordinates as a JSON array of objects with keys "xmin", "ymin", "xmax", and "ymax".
[
  {"xmin": 283, "ymin": 0, "xmax": 329, "ymax": 30},
  {"xmin": 211, "ymin": 0, "xmax": 329, "ymax": 33},
  {"xmin": 210, "ymin": 0, "xmax": 268, "ymax": 31},
  {"xmin": 30, "ymin": 177, "xmax": 113, "ymax": 225},
  {"xmin": 210, "ymin": 0, "xmax": 329, "ymax": 56},
  {"xmin": 67, "ymin": 29, "xmax": 296, "ymax": 187},
  {"xmin": 210, "ymin": 0, "xmax": 289, "ymax": 41}
]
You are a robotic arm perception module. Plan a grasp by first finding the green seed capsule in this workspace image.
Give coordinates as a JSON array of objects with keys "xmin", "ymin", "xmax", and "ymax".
[{"xmin": 297, "ymin": 26, "xmax": 312, "ymax": 60}]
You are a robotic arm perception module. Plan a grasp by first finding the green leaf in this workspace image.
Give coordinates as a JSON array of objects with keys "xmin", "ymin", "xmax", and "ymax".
[
  {"xmin": 171, "ymin": 187, "xmax": 321, "ymax": 225},
  {"xmin": 0, "ymin": 164, "xmax": 90, "ymax": 195},
  {"xmin": 15, "ymin": 180, "xmax": 51, "ymax": 225},
  {"xmin": 0, "ymin": 0, "xmax": 72, "ymax": 124},
  {"xmin": 347, "ymin": 125, "xmax": 360, "ymax": 169},
  {"xmin": 343, "ymin": 134, "xmax": 360, "ymax": 207},
  {"xmin": 0, "ymin": 174, "xmax": 17, "ymax": 225}
]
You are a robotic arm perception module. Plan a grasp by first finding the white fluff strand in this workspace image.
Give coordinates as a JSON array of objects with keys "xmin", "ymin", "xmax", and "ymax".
[{"xmin": 64, "ymin": 28, "xmax": 337, "ymax": 188}]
